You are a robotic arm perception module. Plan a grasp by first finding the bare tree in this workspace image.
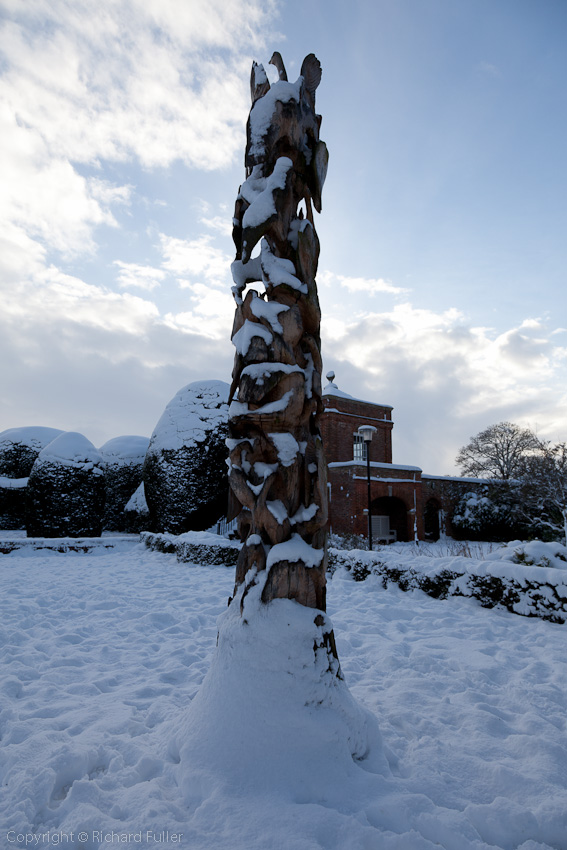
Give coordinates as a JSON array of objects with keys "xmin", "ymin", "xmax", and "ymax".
[
  {"xmin": 456, "ymin": 421, "xmax": 539, "ymax": 480},
  {"xmin": 520, "ymin": 441, "xmax": 567, "ymax": 544}
]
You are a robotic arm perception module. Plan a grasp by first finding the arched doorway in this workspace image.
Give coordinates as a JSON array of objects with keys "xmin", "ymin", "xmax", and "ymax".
[
  {"xmin": 424, "ymin": 497, "xmax": 441, "ymax": 541},
  {"xmin": 370, "ymin": 496, "xmax": 409, "ymax": 542}
]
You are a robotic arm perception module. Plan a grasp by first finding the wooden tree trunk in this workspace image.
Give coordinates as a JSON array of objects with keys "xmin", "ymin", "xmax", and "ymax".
[{"xmin": 227, "ymin": 53, "xmax": 334, "ymax": 633}]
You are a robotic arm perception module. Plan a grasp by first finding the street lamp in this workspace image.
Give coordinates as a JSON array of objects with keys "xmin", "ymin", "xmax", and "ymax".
[{"xmin": 358, "ymin": 425, "xmax": 377, "ymax": 551}]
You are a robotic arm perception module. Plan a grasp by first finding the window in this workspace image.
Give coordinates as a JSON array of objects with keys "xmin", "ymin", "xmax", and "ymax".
[{"xmin": 353, "ymin": 434, "xmax": 367, "ymax": 461}]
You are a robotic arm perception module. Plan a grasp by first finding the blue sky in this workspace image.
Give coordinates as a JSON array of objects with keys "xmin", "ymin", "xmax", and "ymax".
[{"xmin": 1, "ymin": 0, "xmax": 565, "ymax": 473}]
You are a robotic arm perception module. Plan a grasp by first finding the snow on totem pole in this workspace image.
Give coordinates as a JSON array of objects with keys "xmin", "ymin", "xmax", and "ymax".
[{"xmin": 227, "ymin": 53, "xmax": 337, "ymax": 659}]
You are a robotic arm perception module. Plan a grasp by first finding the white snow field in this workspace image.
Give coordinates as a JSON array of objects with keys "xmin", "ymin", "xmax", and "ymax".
[{"xmin": 1, "ymin": 541, "xmax": 566, "ymax": 850}]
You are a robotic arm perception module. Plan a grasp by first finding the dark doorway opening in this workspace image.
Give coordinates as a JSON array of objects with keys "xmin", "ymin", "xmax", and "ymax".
[
  {"xmin": 371, "ymin": 496, "xmax": 409, "ymax": 542},
  {"xmin": 424, "ymin": 498, "xmax": 441, "ymax": 541}
]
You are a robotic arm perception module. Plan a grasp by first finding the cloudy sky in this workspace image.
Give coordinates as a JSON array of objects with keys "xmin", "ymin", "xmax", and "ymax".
[{"xmin": 1, "ymin": 0, "xmax": 565, "ymax": 473}]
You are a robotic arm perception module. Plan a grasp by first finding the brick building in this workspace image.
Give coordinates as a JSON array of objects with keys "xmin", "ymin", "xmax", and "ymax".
[{"xmin": 321, "ymin": 373, "xmax": 484, "ymax": 542}]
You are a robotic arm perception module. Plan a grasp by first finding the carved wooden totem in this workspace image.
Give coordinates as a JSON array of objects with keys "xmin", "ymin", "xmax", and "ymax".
[{"xmin": 227, "ymin": 52, "xmax": 331, "ymax": 613}]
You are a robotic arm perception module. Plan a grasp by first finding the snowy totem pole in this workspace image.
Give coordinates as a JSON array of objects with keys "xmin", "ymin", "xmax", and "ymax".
[{"xmin": 227, "ymin": 53, "xmax": 334, "ymax": 641}]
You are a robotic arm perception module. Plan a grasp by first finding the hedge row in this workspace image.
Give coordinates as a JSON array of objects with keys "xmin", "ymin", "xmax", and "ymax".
[
  {"xmin": 141, "ymin": 531, "xmax": 241, "ymax": 567},
  {"xmin": 0, "ymin": 536, "xmax": 136, "ymax": 555},
  {"xmin": 140, "ymin": 533, "xmax": 567, "ymax": 624},
  {"xmin": 329, "ymin": 549, "xmax": 567, "ymax": 625}
]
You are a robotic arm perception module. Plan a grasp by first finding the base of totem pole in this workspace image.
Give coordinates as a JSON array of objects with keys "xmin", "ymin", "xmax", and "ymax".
[{"xmin": 175, "ymin": 572, "xmax": 389, "ymax": 802}]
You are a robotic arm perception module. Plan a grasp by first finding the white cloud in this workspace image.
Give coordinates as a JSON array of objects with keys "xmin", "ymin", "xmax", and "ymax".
[
  {"xmin": 0, "ymin": 0, "xmax": 275, "ymax": 283},
  {"xmin": 1, "ymin": 3, "xmax": 563, "ymax": 474},
  {"xmin": 200, "ymin": 214, "xmax": 234, "ymax": 237},
  {"xmin": 0, "ymin": 259, "xmax": 234, "ymax": 444},
  {"xmin": 321, "ymin": 304, "xmax": 567, "ymax": 472},
  {"xmin": 0, "ymin": 105, "xmax": 121, "ymax": 257},
  {"xmin": 0, "ymin": 221, "xmax": 47, "ymax": 282},
  {"xmin": 1, "ymin": 247, "xmax": 565, "ymax": 472},
  {"xmin": 0, "ymin": 0, "xmax": 274, "ymax": 169},
  {"xmin": 89, "ymin": 179, "xmax": 132, "ymax": 207},
  {"xmin": 478, "ymin": 61, "xmax": 502, "ymax": 78},
  {"xmin": 114, "ymin": 261, "xmax": 166, "ymax": 291},
  {"xmin": 159, "ymin": 233, "xmax": 231, "ymax": 284},
  {"xmin": 3, "ymin": 268, "xmax": 160, "ymax": 339},
  {"xmin": 319, "ymin": 270, "xmax": 409, "ymax": 296}
]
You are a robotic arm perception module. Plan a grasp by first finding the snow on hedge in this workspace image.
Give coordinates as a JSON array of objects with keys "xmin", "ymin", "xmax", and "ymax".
[
  {"xmin": 124, "ymin": 482, "xmax": 149, "ymax": 515},
  {"xmin": 99, "ymin": 435, "xmax": 149, "ymax": 532},
  {"xmin": 38, "ymin": 431, "xmax": 105, "ymax": 468},
  {"xmin": 143, "ymin": 381, "xmax": 230, "ymax": 534},
  {"xmin": 147, "ymin": 380, "xmax": 229, "ymax": 454},
  {"xmin": 99, "ymin": 435, "xmax": 149, "ymax": 466},
  {"xmin": 140, "ymin": 533, "xmax": 567, "ymax": 625},
  {"xmin": 26, "ymin": 432, "xmax": 106, "ymax": 538},
  {"xmin": 485, "ymin": 539, "xmax": 567, "ymax": 570},
  {"xmin": 0, "ymin": 425, "xmax": 64, "ymax": 477},
  {"xmin": 331, "ymin": 541, "xmax": 567, "ymax": 624}
]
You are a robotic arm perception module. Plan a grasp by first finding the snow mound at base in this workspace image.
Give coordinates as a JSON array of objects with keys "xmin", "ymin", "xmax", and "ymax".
[{"xmin": 176, "ymin": 578, "xmax": 388, "ymax": 803}]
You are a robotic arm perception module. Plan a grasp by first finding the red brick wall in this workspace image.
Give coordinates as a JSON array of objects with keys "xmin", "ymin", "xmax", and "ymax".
[
  {"xmin": 321, "ymin": 392, "xmax": 393, "ymax": 464},
  {"xmin": 320, "ymin": 390, "xmax": 491, "ymax": 542},
  {"xmin": 327, "ymin": 463, "xmax": 424, "ymax": 542},
  {"xmin": 422, "ymin": 475, "xmax": 489, "ymax": 538}
]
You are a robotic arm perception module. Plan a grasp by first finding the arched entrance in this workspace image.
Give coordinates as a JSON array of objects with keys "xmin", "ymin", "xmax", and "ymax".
[
  {"xmin": 424, "ymin": 497, "xmax": 441, "ymax": 541},
  {"xmin": 370, "ymin": 496, "xmax": 409, "ymax": 543}
]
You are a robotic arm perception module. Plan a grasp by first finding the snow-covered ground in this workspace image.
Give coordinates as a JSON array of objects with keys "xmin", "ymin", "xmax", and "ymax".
[{"xmin": 1, "ymin": 541, "xmax": 566, "ymax": 850}]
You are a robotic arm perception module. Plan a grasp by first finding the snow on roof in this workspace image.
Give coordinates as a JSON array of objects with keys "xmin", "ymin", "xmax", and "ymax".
[
  {"xmin": 37, "ymin": 431, "xmax": 103, "ymax": 467},
  {"xmin": 322, "ymin": 382, "xmax": 356, "ymax": 400},
  {"xmin": 422, "ymin": 474, "xmax": 491, "ymax": 484},
  {"xmin": 99, "ymin": 435, "xmax": 150, "ymax": 463},
  {"xmin": 148, "ymin": 380, "xmax": 230, "ymax": 454},
  {"xmin": 328, "ymin": 460, "xmax": 422, "ymax": 472},
  {"xmin": 0, "ymin": 426, "xmax": 63, "ymax": 450},
  {"xmin": 322, "ymin": 379, "xmax": 392, "ymax": 409}
]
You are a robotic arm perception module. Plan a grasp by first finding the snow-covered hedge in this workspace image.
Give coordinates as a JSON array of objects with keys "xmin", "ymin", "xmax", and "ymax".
[
  {"xmin": 123, "ymin": 481, "xmax": 149, "ymax": 530},
  {"xmin": 0, "ymin": 426, "xmax": 63, "ymax": 478},
  {"xmin": 0, "ymin": 476, "xmax": 28, "ymax": 531},
  {"xmin": 140, "ymin": 531, "xmax": 567, "ymax": 624},
  {"xmin": 99, "ymin": 435, "xmax": 149, "ymax": 532},
  {"xmin": 141, "ymin": 530, "xmax": 241, "ymax": 567},
  {"xmin": 485, "ymin": 539, "xmax": 567, "ymax": 570},
  {"xmin": 0, "ymin": 426, "xmax": 63, "ymax": 529},
  {"xmin": 143, "ymin": 381, "xmax": 230, "ymax": 534},
  {"xmin": 26, "ymin": 432, "xmax": 106, "ymax": 538},
  {"xmin": 0, "ymin": 535, "xmax": 136, "ymax": 555},
  {"xmin": 329, "ymin": 545, "xmax": 567, "ymax": 624}
]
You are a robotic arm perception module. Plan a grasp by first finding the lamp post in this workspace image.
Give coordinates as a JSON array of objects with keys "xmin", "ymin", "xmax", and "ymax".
[{"xmin": 358, "ymin": 425, "xmax": 377, "ymax": 551}]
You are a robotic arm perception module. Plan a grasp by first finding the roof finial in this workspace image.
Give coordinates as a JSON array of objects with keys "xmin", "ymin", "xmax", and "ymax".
[{"xmin": 325, "ymin": 370, "xmax": 337, "ymax": 388}]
